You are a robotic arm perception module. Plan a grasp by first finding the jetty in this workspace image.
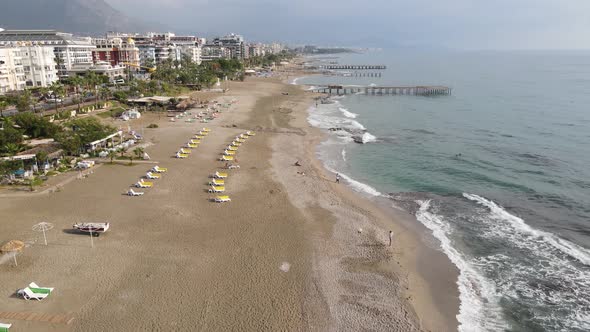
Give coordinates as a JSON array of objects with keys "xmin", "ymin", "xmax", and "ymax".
[
  {"xmin": 309, "ymin": 85, "xmax": 452, "ymax": 96},
  {"xmin": 305, "ymin": 64, "xmax": 387, "ymax": 70}
]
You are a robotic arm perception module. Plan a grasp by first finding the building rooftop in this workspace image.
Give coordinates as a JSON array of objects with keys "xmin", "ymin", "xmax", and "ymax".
[{"xmin": 0, "ymin": 30, "xmax": 92, "ymax": 46}]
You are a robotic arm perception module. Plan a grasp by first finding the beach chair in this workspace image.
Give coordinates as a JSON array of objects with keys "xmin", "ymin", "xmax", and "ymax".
[
  {"xmin": 127, "ymin": 189, "xmax": 144, "ymax": 196},
  {"xmin": 179, "ymin": 148, "xmax": 191, "ymax": 154},
  {"xmin": 209, "ymin": 179, "xmax": 225, "ymax": 186},
  {"xmin": 246, "ymin": 131, "xmax": 256, "ymax": 136},
  {"xmin": 152, "ymin": 166, "xmax": 168, "ymax": 173},
  {"xmin": 17, "ymin": 282, "xmax": 53, "ymax": 301},
  {"xmin": 135, "ymin": 180, "xmax": 153, "ymax": 188},
  {"xmin": 186, "ymin": 143, "xmax": 198, "ymax": 149},
  {"xmin": 231, "ymin": 142, "xmax": 242, "ymax": 147},
  {"xmin": 227, "ymin": 146, "xmax": 238, "ymax": 151},
  {"xmin": 228, "ymin": 165, "xmax": 240, "ymax": 169},
  {"xmin": 214, "ymin": 195, "xmax": 231, "ymax": 203},
  {"xmin": 190, "ymin": 139, "xmax": 200, "ymax": 143},
  {"xmin": 220, "ymin": 155, "xmax": 234, "ymax": 162},
  {"xmin": 176, "ymin": 153, "xmax": 189, "ymax": 159},
  {"xmin": 146, "ymin": 172, "xmax": 160, "ymax": 179},
  {"xmin": 194, "ymin": 135, "xmax": 204, "ymax": 139},
  {"xmin": 29, "ymin": 282, "xmax": 54, "ymax": 293},
  {"xmin": 202, "ymin": 128, "xmax": 211, "ymax": 132},
  {"xmin": 0, "ymin": 323, "xmax": 11, "ymax": 332},
  {"xmin": 214, "ymin": 171, "xmax": 228, "ymax": 179},
  {"xmin": 208, "ymin": 186, "xmax": 225, "ymax": 193},
  {"xmin": 223, "ymin": 150, "xmax": 236, "ymax": 156}
]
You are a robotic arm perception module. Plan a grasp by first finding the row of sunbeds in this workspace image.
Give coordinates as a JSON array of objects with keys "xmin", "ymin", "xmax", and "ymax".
[
  {"xmin": 176, "ymin": 128, "xmax": 210, "ymax": 159},
  {"xmin": 209, "ymin": 130, "xmax": 256, "ymax": 203},
  {"xmin": 126, "ymin": 165, "xmax": 168, "ymax": 196}
]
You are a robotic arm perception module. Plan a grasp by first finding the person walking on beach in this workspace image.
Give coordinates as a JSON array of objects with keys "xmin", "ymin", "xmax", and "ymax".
[
  {"xmin": 336, "ymin": 173, "xmax": 340, "ymax": 183},
  {"xmin": 389, "ymin": 230, "xmax": 394, "ymax": 247}
]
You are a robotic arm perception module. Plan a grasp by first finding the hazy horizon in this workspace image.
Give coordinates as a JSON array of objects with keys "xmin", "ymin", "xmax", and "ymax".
[{"xmin": 105, "ymin": 0, "xmax": 590, "ymax": 50}]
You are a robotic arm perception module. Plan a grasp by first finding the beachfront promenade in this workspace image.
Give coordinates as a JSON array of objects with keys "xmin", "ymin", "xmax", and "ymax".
[{"xmin": 309, "ymin": 84, "xmax": 452, "ymax": 96}]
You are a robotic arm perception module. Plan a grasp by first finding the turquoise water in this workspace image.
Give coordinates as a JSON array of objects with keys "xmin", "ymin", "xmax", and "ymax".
[{"xmin": 300, "ymin": 50, "xmax": 590, "ymax": 331}]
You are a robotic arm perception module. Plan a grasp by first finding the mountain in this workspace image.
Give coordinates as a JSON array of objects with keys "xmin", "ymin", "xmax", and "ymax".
[{"xmin": 0, "ymin": 0, "xmax": 158, "ymax": 35}]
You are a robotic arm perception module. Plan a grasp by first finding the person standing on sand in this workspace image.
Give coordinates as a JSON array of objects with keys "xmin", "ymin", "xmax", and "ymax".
[
  {"xmin": 336, "ymin": 173, "xmax": 340, "ymax": 183},
  {"xmin": 389, "ymin": 230, "xmax": 394, "ymax": 247}
]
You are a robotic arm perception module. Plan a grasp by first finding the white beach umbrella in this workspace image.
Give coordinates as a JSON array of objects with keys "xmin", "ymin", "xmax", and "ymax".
[{"xmin": 32, "ymin": 222, "xmax": 54, "ymax": 246}]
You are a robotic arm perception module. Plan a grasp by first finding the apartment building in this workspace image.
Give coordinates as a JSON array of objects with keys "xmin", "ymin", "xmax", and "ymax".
[
  {"xmin": 0, "ymin": 47, "xmax": 26, "ymax": 94},
  {"xmin": 92, "ymin": 37, "xmax": 140, "ymax": 69}
]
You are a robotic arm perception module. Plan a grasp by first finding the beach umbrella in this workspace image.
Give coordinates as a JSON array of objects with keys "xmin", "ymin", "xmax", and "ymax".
[
  {"xmin": 32, "ymin": 222, "xmax": 54, "ymax": 246},
  {"xmin": 1, "ymin": 240, "xmax": 25, "ymax": 266}
]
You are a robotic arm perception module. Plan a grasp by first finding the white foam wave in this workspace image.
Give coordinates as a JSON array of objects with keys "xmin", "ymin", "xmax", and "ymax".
[
  {"xmin": 339, "ymin": 107, "xmax": 358, "ymax": 118},
  {"xmin": 415, "ymin": 200, "xmax": 509, "ymax": 332},
  {"xmin": 341, "ymin": 148, "xmax": 347, "ymax": 161},
  {"xmin": 290, "ymin": 77, "xmax": 302, "ymax": 85},
  {"xmin": 463, "ymin": 193, "xmax": 590, "ymax": 265},
  {"xmin": 323, "ymin": 165, "xmax": 382, "ymax": 197},
  {"xmin": 361, "ymin": 132, "xmax": 377, "ymax": 143}
]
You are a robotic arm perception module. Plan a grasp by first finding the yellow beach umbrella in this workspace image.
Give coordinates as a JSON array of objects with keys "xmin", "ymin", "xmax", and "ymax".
[{"xmin": 1, "ymin": 240, "xmax": 25, "ymax": 266}]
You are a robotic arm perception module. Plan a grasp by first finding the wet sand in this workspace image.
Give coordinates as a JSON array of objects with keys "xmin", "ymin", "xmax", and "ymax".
[{"xmin": 0, "ymin": 76, "xmax": 459, "ymax": 331}]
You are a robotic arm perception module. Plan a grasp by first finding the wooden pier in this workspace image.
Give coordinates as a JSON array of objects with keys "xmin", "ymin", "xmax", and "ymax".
[
  {"xmin": 306, "ymin": 64, "xmax": 387, "ymax": 70},
  {"xmin": 310, "ymin": 85, "xmax": 452, "ymax": 96}
]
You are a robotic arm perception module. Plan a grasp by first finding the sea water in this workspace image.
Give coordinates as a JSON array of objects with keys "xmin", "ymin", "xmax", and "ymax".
[{"xmin": 299, "ymin": 50, "xmax": 590, "ymax": 331}]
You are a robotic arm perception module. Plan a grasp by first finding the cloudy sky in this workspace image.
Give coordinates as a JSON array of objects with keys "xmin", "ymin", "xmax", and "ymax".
[{"xmin": 105, "ymin": 0, "xmax": 590, "ymax": 49}]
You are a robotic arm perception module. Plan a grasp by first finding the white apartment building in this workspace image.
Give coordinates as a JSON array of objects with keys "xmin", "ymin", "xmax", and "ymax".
[
  {"xmin": 0, "ymin": 47, "xmax": 26, "ymax": 94},
  {"xmin": 0, "ymin": 30, "xmax": 95, "ymax": 78},
  {"xmin": 20, "ymin": 45, "xmax": 59, "ymax": 88},
  {"xmin": 179, "ymin": 45, "xmax": 202, "ymax": 65}
]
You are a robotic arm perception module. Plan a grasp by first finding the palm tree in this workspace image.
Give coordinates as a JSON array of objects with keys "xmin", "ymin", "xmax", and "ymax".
[
  {"xmin": 4, "ymin": 143, "xmax": 22, "ymax": 156},
  {"xmin": 130, "ymin": 147, "xmax": 144, "ymax": 165},
  {"xmin": 107, "ymin": 150, "xmax": 117, "ymax": 164},
  {"xmin": 117, "ymin": 147, "xmax": 126, "ymax": 158},
  {"xmin": 49, "ymin": 82, "xmax": 64, "ymax": 113}
]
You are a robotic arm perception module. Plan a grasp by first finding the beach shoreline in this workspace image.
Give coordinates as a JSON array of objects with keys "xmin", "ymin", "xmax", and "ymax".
[{"xmin": 0, "ymin": 73, "xmax": 459, "ymax": 331}]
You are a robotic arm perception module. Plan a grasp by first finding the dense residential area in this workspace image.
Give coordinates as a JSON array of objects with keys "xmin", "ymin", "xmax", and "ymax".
[{"xmin": 0, "ymin": 27, "xmax": 293, "ymax": 186}]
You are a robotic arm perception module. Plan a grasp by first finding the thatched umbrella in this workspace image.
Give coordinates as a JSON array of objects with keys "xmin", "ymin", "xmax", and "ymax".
[{"xmin": 1, "ymin": 240, "xmax": 25, "ymax": 266}]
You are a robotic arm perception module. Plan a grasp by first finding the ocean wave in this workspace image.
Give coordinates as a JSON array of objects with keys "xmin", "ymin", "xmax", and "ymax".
[
  {"xmin": 339, "ymin": 107, "xmax": 358, "ymax": 118},
  {"xmin": 415, "ymin": 200, "xmax": 508, "ymax": 332},
  {"xmin": 464, "ymin": 193, "xmax": 590, "ymax": 265},
  {"xmin": 341, "ymin": 148, "xmax": 347, "ymax": 161},
  {"xmin": 290, "ymin": 77, "xmax": 302, "ymax": 85},
  {"xmin": 462, "ymin": 193, "xmax": 590, "ymax": 330},
  {"xmin": 360, "ymin": 132, "xmax": 377, "ymax": 143},
  {"xmin": 323, "ymin": 165, "xmax": 382, "ymax": 197}
]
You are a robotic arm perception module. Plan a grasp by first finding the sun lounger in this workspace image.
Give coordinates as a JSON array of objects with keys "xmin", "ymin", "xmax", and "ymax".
[
  {"xmin": 227, "ymin": 146, "xmax": 238, "ymax": 151},
  {"xmin": 128, "ymin": 189, "xmax": 144, "ymax": 196},
  {"xmin": 0, "ymin": 322, "xmax": 11, "ymax": 332},
  {"xmin": 17, "ymin": 287, "xmax": 52, "ymax": 301},
  {"xmin": 202, "ymin": 128, "xmax": 211, "ymax": 132},
  {"xmin": 214, "ymin": 171, "xmax": 228, "ymax": 179},
  {"xmin": 214, "ymin": 195, "xmax": 231, "ymax": 203},
  {"xmin": 176, "ymin": 153, "xmax": 189, "ymax": 159},
  {"xmin": 246, "ymin": 131, "xmax": 256, "ymax": 136},
  {"xmin": 228, "ymin": 165, "xmax": 240, "ymax": 169},
  {"xmin": 231, "ymin": 142, "xmax": 242, "ymax": 147},
  {"xmin": 179, "ymin": 148, "xmax": 191, "ymax": 154},
  {"xmin": 194, "ymin": 135, "xmax": 204, "ymax": 139},
  {"xmin": 220, "ymin": 155, "xmax": 234, "ymax": 161},
  {"xmin": 186, "ymin": 143, "xmax": 198, "ymax": 148},
  {"xmin": 209, "ymin": 179, "xmax": 225, "ymax": 186},
  {"xmin": 135, "ymin": 181, "xmax": 153, "ymax": 188},
  {"xmin": 224, "ymin": 150, "xmax": 236, "ymax": 156},
  {"xmin": 146, "ymin": 172, "xmax": 160, "ymax": 179},
  {"xmin": 152, "ymin": 166, "xmax": 167, "ymax": 173},
  {"xmin": 29, "ymin": 282, "xmax": 54, "ymax": 293},
  {"xmin": 208, "ymin": 186, "xmax": 225, "ymax": 193}
]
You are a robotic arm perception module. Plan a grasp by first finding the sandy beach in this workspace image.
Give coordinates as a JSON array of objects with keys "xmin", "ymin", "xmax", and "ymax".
[{"xmin": 0, "ymin": 75, "xmax": 459, "ymax": 331}]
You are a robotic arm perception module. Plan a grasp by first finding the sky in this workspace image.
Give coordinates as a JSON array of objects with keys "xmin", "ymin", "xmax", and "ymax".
[{"xmin": 105, "ymin": 0, "xmax": 590, "ymax": 50}]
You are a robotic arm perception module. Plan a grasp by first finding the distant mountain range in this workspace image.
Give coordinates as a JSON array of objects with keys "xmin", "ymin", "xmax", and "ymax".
[{"xmin": 0, "ymin": 0, "xmax": 159, "ymax": 35}]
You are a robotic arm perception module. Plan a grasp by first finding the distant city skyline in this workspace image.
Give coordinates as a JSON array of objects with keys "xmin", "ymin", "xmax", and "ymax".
[{"xmin": 106, "ymin": 0, "xmax": 590, "ymax": 50}]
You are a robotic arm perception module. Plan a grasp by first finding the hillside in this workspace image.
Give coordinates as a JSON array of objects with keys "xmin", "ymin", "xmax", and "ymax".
[{"xmin": 0, "ymin": 0, "xmax": 156, "ymax": 34}]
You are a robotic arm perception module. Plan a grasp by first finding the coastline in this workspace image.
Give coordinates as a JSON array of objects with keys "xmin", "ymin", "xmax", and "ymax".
[
  {"xmin": 269, "ymin": 73, "xmax": 460, "ymax": 330},
  {"xmin": 0, "ymin": 74, "xmax": 459, "ymax": 331}
]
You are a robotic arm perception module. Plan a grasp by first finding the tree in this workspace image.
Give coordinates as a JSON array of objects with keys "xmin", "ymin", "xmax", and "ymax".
[
  {"xmin": 131, "ymin": 147, "xmax": 144, "ymax": 165},
  {"xmin": 117, "ymin": 147, "xmax": 126, "ymax": 158},
  {"xmin": 12, "ymin": 112, "xmax": 59, "ymax": 138},
  {"xmin": 107, "ymin": 150, "xmax": 117, "ymax": 164},
  {"xmin": 16, "ymin": 90, "xmax": 32, "ymax": 113},
  {"xmin": 49, "ymin": 81, "xmax": 65, "ymax": 113},
  {"xmin": 0, "ymin": 100, "xmax": 8, "ymax": 117}
]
